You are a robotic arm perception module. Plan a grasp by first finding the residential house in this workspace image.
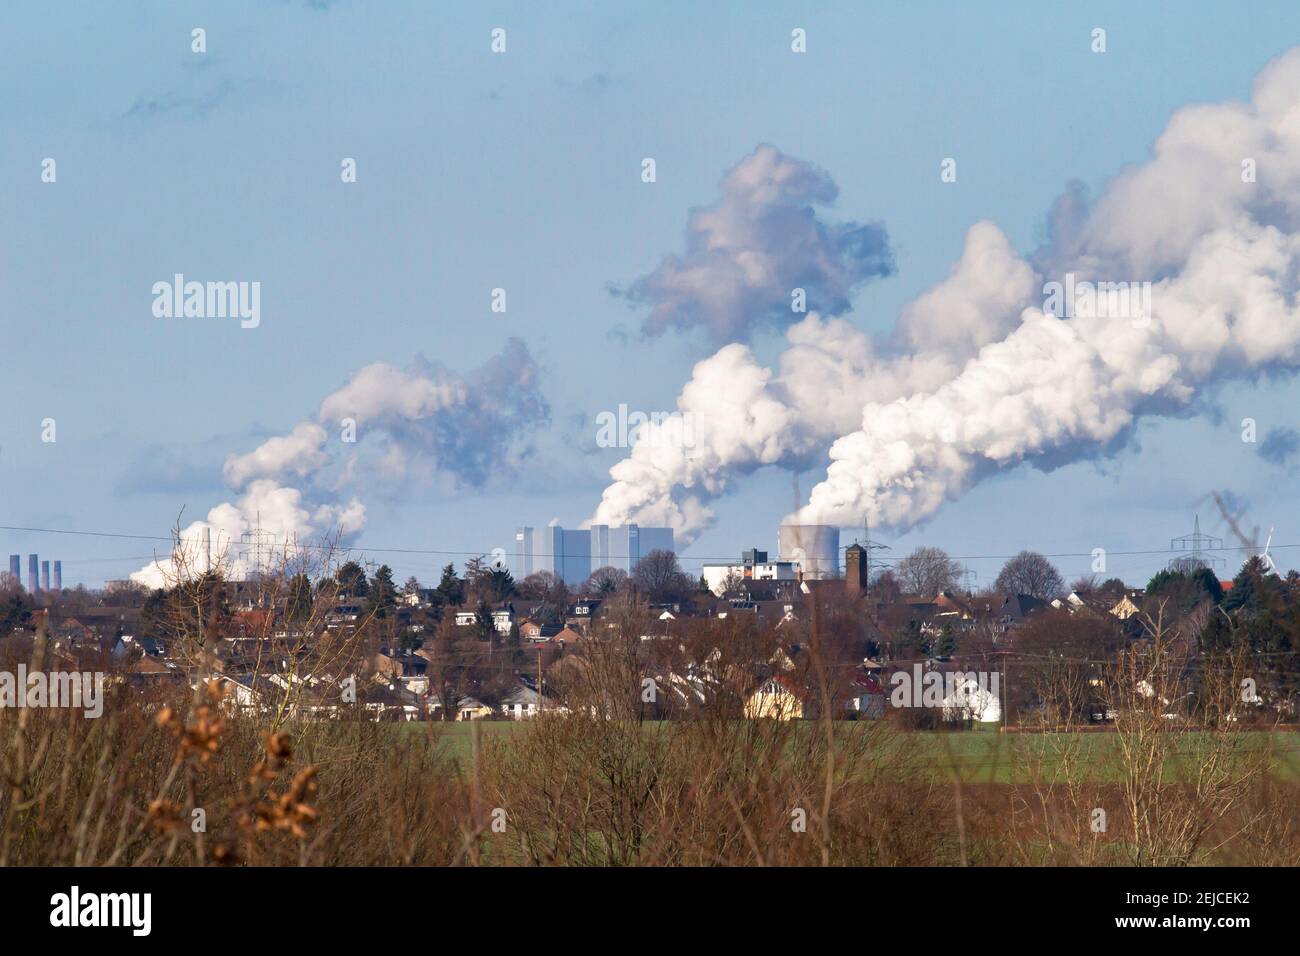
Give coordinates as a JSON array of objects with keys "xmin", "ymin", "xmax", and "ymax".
[
  {"xmin": 744, "ymin": 675, "xmax": 807, "ymax": 720},
  {"xmin": 455, "ymin": 697, "xmax": 493, "ymax": 721},
  {"xmin": 519, "ymin": 620, "xmax": 562, "ymax": 642},
  {"xmin": 940, "ymin": 673, "xmax": 1002, "ymax": 723},
  {"xmin": 455, "ymin": 604, "xmax": 516, "ymax": 635},
  {"xmin": 846, "ymin": 672, "xmax": 887, "ymax": 718},
  {"xmin": 500, "ymin": 682, "xmax": 542, "ymax": 719}
]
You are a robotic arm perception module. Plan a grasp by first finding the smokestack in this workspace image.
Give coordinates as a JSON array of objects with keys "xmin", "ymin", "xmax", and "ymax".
[
  {"xmin": 778, "ymin": 524, "xmax": 840, "ymax": 580},
  {"xmin": 27, "ymin": 554, "xmax": 38, "ymax": 593},
  {"xmin": 40, "ymin": 561, "xmax": 49, "ymax": 592},
  {"xmin": 52, "ymin": 561, "xmax": 62, "ymax": 592},
  {"xmin": 8, "ymin": 555, "xmax": 18, "ymax": 586},
  {"xmin": 203, "ymin": 527, "xmax": 212, "ymax": 573}
]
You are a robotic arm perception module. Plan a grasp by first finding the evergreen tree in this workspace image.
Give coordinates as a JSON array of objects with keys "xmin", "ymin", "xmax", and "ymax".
[
  {"xmin": 285, "ymin": 573, "xmax": 314, "ymax": 621},
  {"xmin": 1222, "ymin": 558, "xmax": 1264, "ymax": 612},
  {"xmin": 935, "ymin": 624, "xmax": 957, "ymax": 658},
  {"xmin": 436, "ymin": 563, "xmax": 465, "ymax": 607},
  {"xmin": 506, "ymin": 620, "xmax": 525, "ymax": 665},
  {"xmin": 486, "ymin": 568, "xmax": 516, "ymax": 602},
  {"xmin": 335, "ymin": 561, "xmax": 369, "ymax": 599},
  {"xmin": 366, "ymin": 565, "xmax": 398, "ymax": 619},
  {"xmin": 0, "ymin": 590, "xmax": 34, "ymax": 634},
  {"xmin": 1190, "ymin": 567, "xmax": 1224, "ymax": 604},
  {"xmin": 474, "ymin": 598, "xmax": 496, "ymax": 641}
]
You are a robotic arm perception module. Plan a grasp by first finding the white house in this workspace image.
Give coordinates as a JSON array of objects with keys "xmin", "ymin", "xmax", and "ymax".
[
  {"xmin": 941, "ymin": 675, "xmax": 1002, "ymax": 723},
  {"xmin": 500, "ymin": 684, "xmax": 542, "ymax": 719},
  {"xmin": 456, "ymin": 697, "xmax": 493, "ymax": 721},
  {"xmin": 454, "ymin": 606, "xmax": 515, "ymax": 635}
]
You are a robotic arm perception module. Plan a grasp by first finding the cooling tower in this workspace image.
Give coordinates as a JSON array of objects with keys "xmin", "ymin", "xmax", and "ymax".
[{"xmin": 778, "ymin": 524, "xmax": 840, "ymax": 579}]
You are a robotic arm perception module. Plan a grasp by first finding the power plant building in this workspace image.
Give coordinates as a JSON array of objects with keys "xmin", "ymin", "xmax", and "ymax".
[
  {"xmin": 11, "ymin": 553, "xmax": 62, "ymax": 592},
  {"xmin": 777, "ymin": 524, "xmax": 841, "ymax": 580},
  {"xmin": 515, "ymin": 522, "xmax": 675, "ymax": 586}
]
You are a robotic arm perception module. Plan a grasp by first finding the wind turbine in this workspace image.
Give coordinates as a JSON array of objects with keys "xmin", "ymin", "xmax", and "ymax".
[{"xmin": 1260, "ymin": 526, "xmax": 1278, "ymax": 576}]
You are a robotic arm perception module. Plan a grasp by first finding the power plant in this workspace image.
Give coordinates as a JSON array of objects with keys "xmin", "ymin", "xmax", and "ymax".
[
  {"xmin": 6, "ymin": 552, "xmax": 65, "ymax": 593},
  {"xmin": 514, "ymin": 522, "xmax": 675, "ymax": 586},
  {"xmin": 777, "ymin": 524, "xmax": 840, "ymax": 580}
]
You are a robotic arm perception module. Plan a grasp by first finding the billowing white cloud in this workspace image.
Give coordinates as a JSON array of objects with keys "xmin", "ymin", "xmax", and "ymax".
[
  {"xmin": 318, "ymin": 338, "xmax": 548, "ymax": 488},
  {"xmin": 134, "ymin": 339, "xmax": 548, "ymax": 585},
  {"xmin": 130, "ymin": 479, "xmax": 366, "ymax": 588},
  {"xmin": 596, "ymin": 47, "xmax": 1300, "ymax": 544},
  {"xmin": 592, "ymin": 222, "xmax": 1035, "ymax": 543},
  {"xmin": 223, "ymin": 422, "xmax": 329, "ymax": 487},
  {"xmin": 317, "ymin": 363, "xmax": 466, "ymax": 425},
  {"xmin": 617, "ymin": 144, "xmax": 894, "ymax": 341}
]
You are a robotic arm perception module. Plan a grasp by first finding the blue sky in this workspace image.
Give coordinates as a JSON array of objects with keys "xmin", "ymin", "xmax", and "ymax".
[{"xmin": 4, "ymin": 0, "xmax": 1300, "ymax": 589}]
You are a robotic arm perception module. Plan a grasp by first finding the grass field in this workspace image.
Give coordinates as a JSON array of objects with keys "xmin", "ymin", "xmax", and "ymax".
[{"xmin": 408, "ymin": 721, "xmax": 1300, "ymax": 785}]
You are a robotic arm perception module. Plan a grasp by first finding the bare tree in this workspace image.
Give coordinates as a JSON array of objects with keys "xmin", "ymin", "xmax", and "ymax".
[
  {"xmin": 582, "ymin": 566, "xmax": 628, "ymax": 597},
  {"xmin": 995, "ymin": 551, "xmax": 1065, "ymax": 600},
  {"xmin": 421, "ymin": 614, "xmax": 489, "ymax": 720},
  {"xmin": 1070, "ymin": 574, "xmax": 1098, "ymax": 595},
  {"xmin": 871, "ymin": 569, "xmax": 902, "ymax": 603},
  {"xmin": 1100, "ymin": 604, "xmax": 1273, "ymax": 865},
  {"xmin": 894, "ymin": 547, "xmax": 962, "ymax": 596},
  {"xmin": 632, "ymin": 550, "xmax": 692, "ymax": 603},
  {"xmin": 518, "ymin": 570, "xmax": 568, "ymax": 602}
]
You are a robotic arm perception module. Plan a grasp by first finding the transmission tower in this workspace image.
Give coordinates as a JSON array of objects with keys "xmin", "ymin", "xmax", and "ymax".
[
  {"xmin": 857, "ymin": 517, "xmax": 891, "ymax": 588},
  {"xmin": 1169, "ymin": 514, "xmax": 1224, "ymax": 572}
]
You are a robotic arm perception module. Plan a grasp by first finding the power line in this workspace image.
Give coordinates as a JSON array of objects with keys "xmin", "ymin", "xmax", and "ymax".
[{"xmin": 0, "ymin": 522, "xmax": 1291, "ymax": 566}]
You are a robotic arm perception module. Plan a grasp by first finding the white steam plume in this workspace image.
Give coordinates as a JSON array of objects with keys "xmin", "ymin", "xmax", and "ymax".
[
  {"xmin": 596, "ymin": 48, "xmax": 1300, "ymax": 543},
  {"xmin": 591, "ymin": 221, "xmax": 1036, "ymax": 542},
  {"xmin": 133, "ymin": 340, "xmax": 547, "ymax": 586},
  {"xmin": 616, "ymin": 144, "xmax": 894, "ymax": 341},
  {"xmin": 600, "ymin": 48, "xmax": 1300, "ymax": 546},
  {"xmin": 796, "ymin": 48, "xmax": 1300, "ymax": 529}
]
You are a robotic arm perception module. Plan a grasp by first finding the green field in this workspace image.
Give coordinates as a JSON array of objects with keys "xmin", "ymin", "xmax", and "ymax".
[{"xmin": 404, "ymin": 721, "xmax": 1300, "ymax": 785}]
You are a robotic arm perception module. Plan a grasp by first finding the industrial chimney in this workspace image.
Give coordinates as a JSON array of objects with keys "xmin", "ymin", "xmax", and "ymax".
[{"xmin": 777, "ymin": 524, "xmax": 840, "ymax": 580}]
